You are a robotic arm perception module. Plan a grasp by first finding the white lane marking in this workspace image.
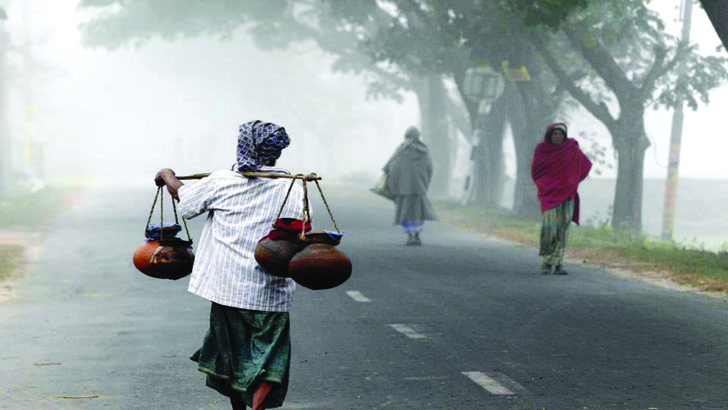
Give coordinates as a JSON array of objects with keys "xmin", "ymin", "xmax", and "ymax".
[
  {"xmin": 404, "ymin": 376, "xmax": 448, "ymax": 381},
  {"xmin": 462, "ymin": 372, "xmax": 515, "ymax": 395},
  {"xmin": 389, "ymin": 324, "xmax": 427, "ymax": 339},
  {"xmin": 346, "ymin": 291, "xmax": 371, "ymax": 302}
]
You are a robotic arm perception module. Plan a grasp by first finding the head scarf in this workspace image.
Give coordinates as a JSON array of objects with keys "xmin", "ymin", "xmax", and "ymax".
[
  {"xmin": 385, "ymin": 126, "xmax": 427, "ymax": 170},
  {"xmin": 545, "ymin": 122, "xmax": 568, "ymax": 144},
  {"xmin": 405, "ymin": 126, "xmax": 421, "ymax": 140},
  {"xmin": 531, "ymin": 122, "xmax": 592, "ymax": 224},
  {"xmin": 235, "ymin": 120, "xmax": 290, "ymax": 172}
]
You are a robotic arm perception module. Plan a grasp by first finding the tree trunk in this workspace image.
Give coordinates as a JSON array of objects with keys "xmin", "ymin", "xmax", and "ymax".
[
  {"xmin": 509, "ymin": 121, "xmax": 540, "ymax": 216},
  {"xmin": 509, "ymin": 83, "xmax": 544, "ymax": 217},
  {"xmin": 610, "ymin": 114, "xmax": 650, "ymax": 232},
  {"xmin": 416, "ymin": 75, "xmax": 451, "ymax": 198},
  {"xmin": 472, "ymin": 100, "xmax": 506, "ymax": 207},
  {"xmin": 0, "ymin": 35, "xmax": 8, "ymax": 197},
  {"xmin": 700, "ymin": 0, "xmax": 728, "ymax": 51}
]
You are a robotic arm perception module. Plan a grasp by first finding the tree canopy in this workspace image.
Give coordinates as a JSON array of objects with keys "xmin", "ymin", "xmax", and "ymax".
[{"xmin": 78, "ymin": 0, "xmax": 728, "ymax": 229}]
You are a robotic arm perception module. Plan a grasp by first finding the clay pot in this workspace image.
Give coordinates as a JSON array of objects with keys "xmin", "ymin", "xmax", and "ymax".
[
  {"xmin": 289, "ymin": 232, "xmax": 351, "ymax": 290},
  {"xmin": 151, "ymin": 239, "xmax": 195, "ymax": 280},
  {"xmin": 255, "ymin": 236, "xmax": 305, "ymax": 277},
  {"xmin": 133, "ymin": 238, "xmax": 194, "ymax": 280},
  {"xmin": 254, "ymin": 218, "xmax": 312, "ymax": 277},
  {"xmin": 133, "ymin": 239, "xmax": 164, "ymax": 278}
]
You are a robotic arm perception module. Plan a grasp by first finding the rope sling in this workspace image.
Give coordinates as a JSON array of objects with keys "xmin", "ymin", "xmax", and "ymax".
[
  {"xmin": 144, "ymin": 186, "xmax": 193, "ymax": 243},
  {"xmin": 272, "ymin": 175, "xmax": 342, "ymax": 240},
  {"xmin": 134, "ymin": 171, "xmax": 350, "ymax": 288}
]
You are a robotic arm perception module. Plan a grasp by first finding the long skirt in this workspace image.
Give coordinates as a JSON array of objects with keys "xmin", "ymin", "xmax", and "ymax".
[
  {"xmin": 190, "ymin": 303, "xmax": 291, "ymax": 408},
  {"xmin": 394, "ymin": 194, "xmax": 437, "ymax": 225},
  {"xmin": 539, "ymin": 198, "xmax": 575, "ymax": 266}
]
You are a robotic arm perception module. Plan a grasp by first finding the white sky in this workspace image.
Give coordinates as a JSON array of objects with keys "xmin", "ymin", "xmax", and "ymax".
[{"xmin": 3, "ymin": 0, "xmax": 726, "ymax": 185}]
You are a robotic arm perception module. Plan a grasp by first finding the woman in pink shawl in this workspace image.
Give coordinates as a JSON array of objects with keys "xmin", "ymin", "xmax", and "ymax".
[{"xmin": 531, "ymin": 123, "xmax": 592, "ymax": 275}]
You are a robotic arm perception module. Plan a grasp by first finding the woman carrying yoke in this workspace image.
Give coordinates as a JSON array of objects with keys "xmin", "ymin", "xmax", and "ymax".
[{"xmin": 155, "ymin": 120, "xmax": 305, "ymax": 410}]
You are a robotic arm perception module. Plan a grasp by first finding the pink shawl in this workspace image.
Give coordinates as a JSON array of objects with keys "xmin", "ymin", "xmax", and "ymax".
[{"xmin": 531, "ymin": 123, "xmax": 592, "ymax": 224}]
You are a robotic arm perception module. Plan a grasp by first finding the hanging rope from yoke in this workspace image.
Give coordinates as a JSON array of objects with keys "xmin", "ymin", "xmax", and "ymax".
[
  {"xmin": 274, "ymin": 176, "xmax": 301, "ymax": 224},
  {"xmin": 145, "ymin": 186, "xmax": 161, "ymax": 235},
  {"xmin": 144, "ymin": 186, "xmax": 193, "ymax": 243},
  {"xmin": 313, "ymin": 180, "xmax": 341, "ymax": 234},
  {"xmin": 247, "ymin": 172, "xmax": 342, "ymax": 239}
]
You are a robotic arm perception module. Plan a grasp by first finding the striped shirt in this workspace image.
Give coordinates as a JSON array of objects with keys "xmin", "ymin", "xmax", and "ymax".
[{"xmin": 177, "ymin": 168, "xmax": 305, "ymax": 311}]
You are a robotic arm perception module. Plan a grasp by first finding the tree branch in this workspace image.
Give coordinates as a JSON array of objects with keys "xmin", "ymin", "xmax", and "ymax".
[
  {"xmin": 287, "ymin": 18, "xmax": 413, "ymax": 91},
  {"xmin": 639, "ymin": 42, "xmax": 688, "ymax": 99},
  {"xmin": 638, "ymin": 45, "xmax": 667, "ymax": 98},
  {"xmin": 564, "ymin": 28, "xmax": 633, "ymax": 97},
  {"xmin": 530, "ymin": 33, "xmax": 616, "ymax": 128}
]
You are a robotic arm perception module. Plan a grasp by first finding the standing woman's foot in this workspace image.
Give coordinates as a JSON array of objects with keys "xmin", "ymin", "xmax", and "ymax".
[
  {"xmin": 412, "ymin": 232, "xmax": 423, "ymax": 246},
  {"xmin": 406, "ymin": 233, "xmax": 414, "ymax": 246},
  {"xmin": 540, "ymin": 263, "xmax": 552, "ymax": 275},
  {"xmin": 554, "ymin": 265, "xmax": 568, "ymax": 275}
]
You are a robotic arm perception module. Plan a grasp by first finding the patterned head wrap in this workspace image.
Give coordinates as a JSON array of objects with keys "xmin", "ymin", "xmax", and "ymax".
[{"xmin": 236, "ymin": 120, "xmax": 291, "ymax": 172}]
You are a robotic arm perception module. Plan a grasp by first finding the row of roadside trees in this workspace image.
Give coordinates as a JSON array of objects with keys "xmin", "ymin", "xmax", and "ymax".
[{"xmin": 78, "ymin": 0, "xmax": 728, "ymax": 233}]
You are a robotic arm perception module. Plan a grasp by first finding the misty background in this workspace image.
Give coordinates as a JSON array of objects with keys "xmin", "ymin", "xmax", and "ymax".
[{"xmin": 1, "ymin": 0, "xmax": 727, "ymax": 249}]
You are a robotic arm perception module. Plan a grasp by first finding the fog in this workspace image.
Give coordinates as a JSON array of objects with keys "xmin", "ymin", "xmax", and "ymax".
[
  {"xmin": 2, "ymin": 0, "xmax": 728, "ymax": 247},
  {"xmin": 4, "ymin": 2, "xmax": 419, "ymax": 184}
]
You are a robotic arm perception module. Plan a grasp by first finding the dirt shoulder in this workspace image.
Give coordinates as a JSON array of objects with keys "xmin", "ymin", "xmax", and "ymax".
[
  {"xmin": 0, "ymin": 183, "xmax": 83, "ymax": 303},
  {"xmin": 0, "ymin": 232, "xmax": 43, "ymax": 302}
]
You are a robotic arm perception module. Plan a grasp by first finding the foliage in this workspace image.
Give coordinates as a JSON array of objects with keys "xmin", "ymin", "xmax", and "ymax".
[
  {"xmin": 507, "ymin": 0, "xmax": 590, "ymax": 30},
  {"xmin": 0, "ymin": 245, "xmax": 22, "ymax": 280},
  {"xmin": 79, "ymin": 1, "xmax": 289, "ymax": 49},
  {"xmin": 78, "ymin": 0, "xmax": 728, "ymax": 229},
  {"xmin": 79, "ymin": 0, "xmax": 416, "ymax": 101},
  {"xmin": 549, "ymin": 0, "xmax": 728, "ymax": 112},
  {"xmin": 586, "ymin": 1, "xmax": 726, "ymax": 110},
  {"xmin": 576, "ymin": 131, "xmax": 612, "ymax": 177},
  {"xmin": 358, "ymin": 0, "xmax": 473, "ymax": 77}
]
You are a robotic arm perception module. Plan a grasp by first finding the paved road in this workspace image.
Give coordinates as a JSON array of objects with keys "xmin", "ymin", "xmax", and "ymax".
[{"xmin": 1, "ymin": 184, "xmax": 727, "ymax": 410}]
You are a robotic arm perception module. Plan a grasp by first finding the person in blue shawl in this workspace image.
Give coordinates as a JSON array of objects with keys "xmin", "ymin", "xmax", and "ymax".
[{"xmin": 383, "ymin": 126, "xmax": 437, "ymax": 245}]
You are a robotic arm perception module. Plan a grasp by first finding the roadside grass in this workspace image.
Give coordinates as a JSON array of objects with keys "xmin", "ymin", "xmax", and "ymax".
[
  {"xmin": 0, "ymin": 245, "xmax": 23, "ymax": 280},
  {"xmin": 0, "ymin": 184, "xmax": 81, "ymax": 228},
  {"xmin": 434, "ymin": 200, "xmax": 728, "ymax": 293},
  {"xmin": 0, "ymin": 184, "xmax": 83, "ymax": 280}
]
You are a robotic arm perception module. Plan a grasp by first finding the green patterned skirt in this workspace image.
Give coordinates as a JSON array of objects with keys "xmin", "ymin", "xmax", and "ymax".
[
  {"xmin": 191, "ymin": 303, "xmax": 291, "ymax": 408},
  {"xmin": 539, "ymin": 198, "xmax": 575, "ymax": 266}
]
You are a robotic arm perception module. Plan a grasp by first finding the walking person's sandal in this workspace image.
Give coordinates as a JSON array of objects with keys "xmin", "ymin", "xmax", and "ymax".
[{"xmin": 554, "ymin": 265, "xmax": 568, "ymax": 275}]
